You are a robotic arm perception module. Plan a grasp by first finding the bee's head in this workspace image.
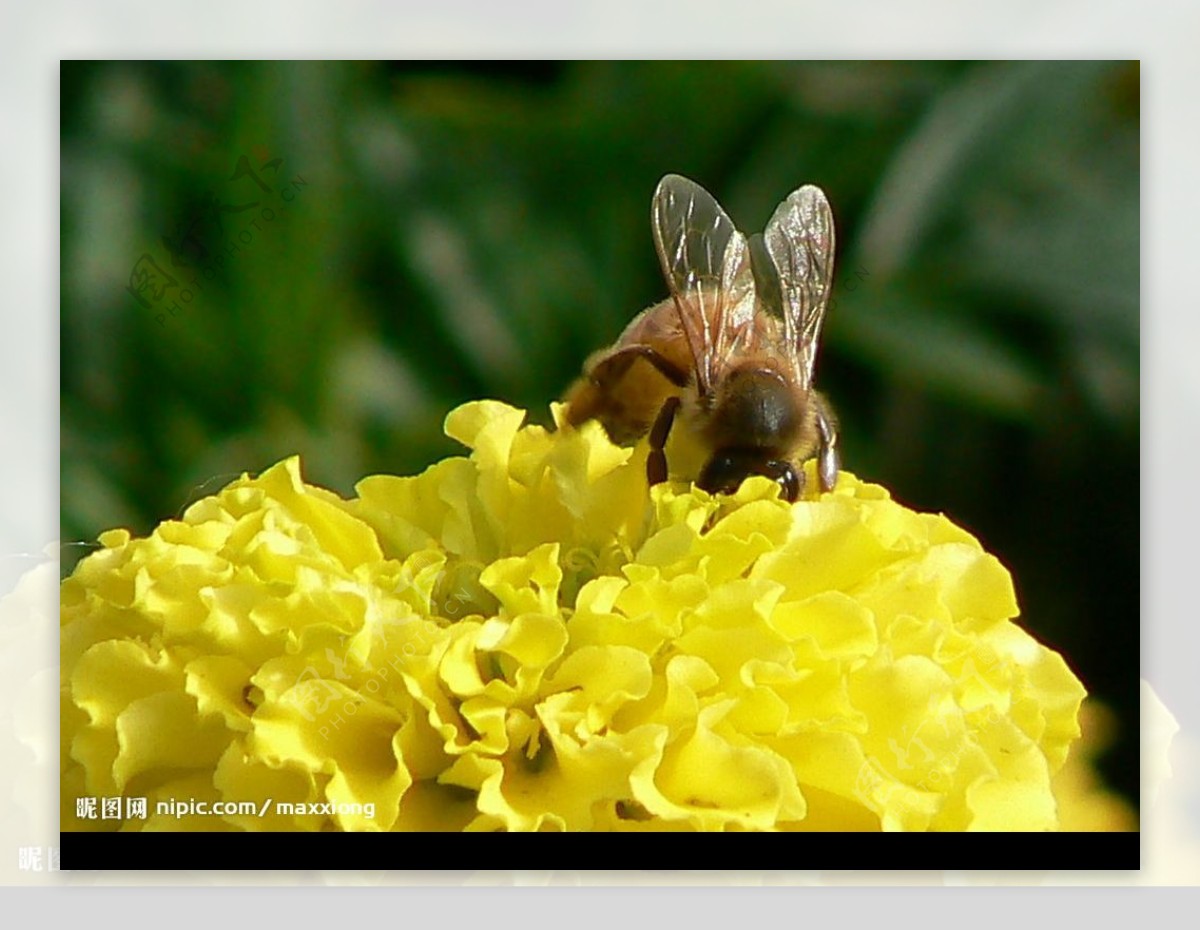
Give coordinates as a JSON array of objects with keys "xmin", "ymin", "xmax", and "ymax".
[{"xmin": 698, "ymin": 448, "xmax": 801, "ymax": 502}]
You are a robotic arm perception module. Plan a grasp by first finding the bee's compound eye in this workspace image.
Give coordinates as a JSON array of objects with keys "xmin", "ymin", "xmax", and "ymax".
[{"xmin": 698, "ymin": 451, "xmax": 751, "ymax": 496}]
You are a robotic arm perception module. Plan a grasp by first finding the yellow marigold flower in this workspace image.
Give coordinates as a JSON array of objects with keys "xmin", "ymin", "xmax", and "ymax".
[{"xmin": 60, "ymin": 400, "xmax": 1088, "ymax": 831}]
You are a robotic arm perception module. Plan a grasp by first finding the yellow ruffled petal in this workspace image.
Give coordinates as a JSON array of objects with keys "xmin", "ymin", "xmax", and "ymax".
[
  {"xmin": 250, "ymin": 678, "xmax": 411, "ymax": 831},
  {"xmin": 112, "ymin": 691, "xmax": 232, "ymax": 792},
  {"xmin": 647, "ymin": 700, "xmax": 807, "ymax": 830}
]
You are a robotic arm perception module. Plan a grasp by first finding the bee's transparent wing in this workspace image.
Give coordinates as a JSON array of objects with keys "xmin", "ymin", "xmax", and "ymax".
[
  {"xmin": 651, "ymin": 174, "xmax": 754, "ymax": 395},
  {"xmin": 760, "ymin": 184, "xmax": 835, "ymax": 388}
]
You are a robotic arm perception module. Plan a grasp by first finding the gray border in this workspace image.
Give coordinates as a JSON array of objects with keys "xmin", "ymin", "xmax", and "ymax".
[{"xmin": 5, "ymin": 0, "xmax": 1196, "ymax": 899}]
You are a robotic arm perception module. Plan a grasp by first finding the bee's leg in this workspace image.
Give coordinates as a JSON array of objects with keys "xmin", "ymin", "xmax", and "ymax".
[
  {"xmin": 591, "ymin": 345, "xmax": 689, "ymax": 389},
  {"xmin": 761, "ymin": 460, "xmax": 802, "ymax": 503},
  {"xmin": 647, "ymin": 396, "xmax": 681, "ymax": 486},
  {"xmin": 813, "ymin": 392, "xmax": 840, "ymax": 493}
]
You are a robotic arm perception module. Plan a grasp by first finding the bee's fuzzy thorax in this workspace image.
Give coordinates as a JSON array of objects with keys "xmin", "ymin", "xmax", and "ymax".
[{"xmin": 703, "ymin": 366, "xmax": 808, "ymax": 457}]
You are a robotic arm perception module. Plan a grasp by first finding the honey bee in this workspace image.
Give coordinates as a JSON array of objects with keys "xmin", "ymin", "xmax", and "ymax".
[{"xmin": 563, "ymin": 174, "xmax": 840, "ymax": 502}]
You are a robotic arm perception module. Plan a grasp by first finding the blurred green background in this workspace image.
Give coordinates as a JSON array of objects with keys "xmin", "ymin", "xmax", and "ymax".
[{"xmin": 60, "ymin": 60, "xmax": 1139, "ymax": 817}]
